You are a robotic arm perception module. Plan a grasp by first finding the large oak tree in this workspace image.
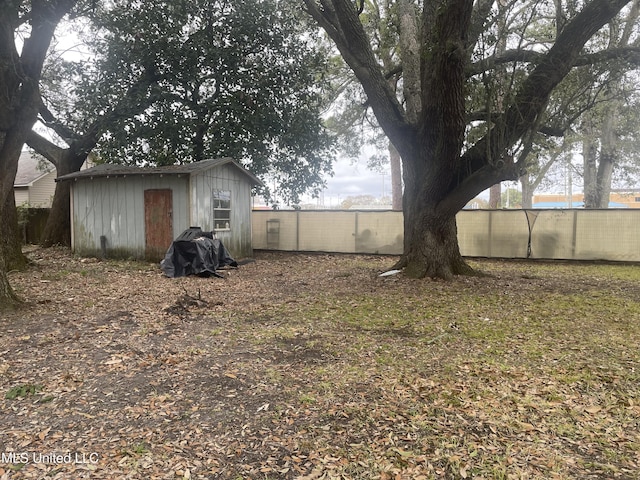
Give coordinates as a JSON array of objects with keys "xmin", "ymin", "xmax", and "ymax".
[
  {"xmin": 0, "ymin": 0, "xmax": 77, "ymax": 309},
  {"xmin": 304, "ymin": 0, "xmax": 637, "ymax": 278}
]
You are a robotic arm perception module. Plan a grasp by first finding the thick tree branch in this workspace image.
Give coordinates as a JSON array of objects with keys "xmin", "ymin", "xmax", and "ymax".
[
  {"xmin": 460, "ymin": 0, "xmax": 633, "ymax": 176},
  {"xmin": 467, "ymin": 46, "xmax": 640, "ymax": 77},
  {"xmin": 419, "ymin": 0, "xmax": 474, "ymax": 192},
  {"xmin": 302, "ymin": 0, "xmax": 412, "ymax": 154},
  {"xmin": 444, "ymin": 0, "xmax": 634, "ymax": 218},
  {"xmin": 467, "ymin": 110, "xmax": 567, "ymax": 137},
  {"xmin": 25, "ymin": 130, "xmax": 65, "ymax": 167},
  {"xmin": 38, "ymin": 102, "xmax": 80, "ymax": 143},
  {"xmin": 31, "ymin": 64, "xmax": 160, "ymax": 169}
]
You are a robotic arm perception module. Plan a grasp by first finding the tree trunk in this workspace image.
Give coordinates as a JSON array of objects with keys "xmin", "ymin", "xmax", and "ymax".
[
  {"xmin": 389, "ymin": 142, "xmax": 403, "ymax": 210},
  {"xmin": 595, "ymin": 109, "xmax": 616, "ymax": 209},
  {"xmin": 595, "ymin": 153, "xmax": 614, "ymax": 208},
  {"xmin": 582, "ymin": 116, "xmax": 600, "ymax": 208},
  {"xmin": 396, "ymin": 152, "xmax": 474, "ymax": 279},
  {"xmin": 489, "ymin": 183, "xmax": 501, "ymax": 208},
  {"xmin": 0, "ymin": 259, "xmax": 20, "ymax": 310},
  {"xmin": 396, "ymin": 206, "xmax": 473, "ymax": 279},
  {"xmin": 0, "ymin": 122, "xmax": 33, "ymax": 310},
  {"xmin": 520, "ymin": 174, "xmax": 533, "ymax": 209},
  {"xmin": 583, "ymin": 108, "xmax": 616, "ymax": 209},
  {"xmin": 1, "ymin": 193, "xmax": 28, "ymax": 271},
  {"xmin": 42, "ymin": 179, "xmax": 72, "ymax": 246},
  {"xmin": 0, "ymin": 147, "xmax": 26, "ymax": 309},
  {"xmin": 40, "ymin": 150, "xmax": 84, "ymax": 247},
  {"xmin": 25, "ymin": 133, "xmax": 90, "ymax": 247}
]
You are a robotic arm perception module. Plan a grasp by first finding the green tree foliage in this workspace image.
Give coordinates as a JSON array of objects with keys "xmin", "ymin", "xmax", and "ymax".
[{"xmin": 54, "ymin": 0, "xmax": 334, "ymax": 205}]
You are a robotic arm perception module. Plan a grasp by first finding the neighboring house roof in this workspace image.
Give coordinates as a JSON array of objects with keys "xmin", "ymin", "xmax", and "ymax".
[
  {"xmin": 14, "ymin": 152, "xmax": 55, "ymax": 187},
  {"xmin": 56, "ymin": 157, "xmax": 264, "ymax": 186}
]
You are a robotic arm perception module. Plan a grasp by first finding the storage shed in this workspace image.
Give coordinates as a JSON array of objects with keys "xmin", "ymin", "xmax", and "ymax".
[{"xmin": 56, "ymin": 158, "xmax": 263, "ymax": 261}]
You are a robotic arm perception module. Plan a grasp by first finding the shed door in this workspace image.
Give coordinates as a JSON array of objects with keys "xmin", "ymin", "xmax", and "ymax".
[{"xmin": 144, "ymin": 189, "xmax": 173, "ymax": 260}]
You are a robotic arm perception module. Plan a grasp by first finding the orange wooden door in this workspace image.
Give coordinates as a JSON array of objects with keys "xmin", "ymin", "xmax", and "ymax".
[{"xmin": 144, "ymin": 189, "xmax": 173, "ymax": 260}]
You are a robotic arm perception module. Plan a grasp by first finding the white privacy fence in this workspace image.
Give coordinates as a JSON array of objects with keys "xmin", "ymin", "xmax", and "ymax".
[{"xmin": 252, "ymin": 209, "xmax": 640, "ymax": 262}]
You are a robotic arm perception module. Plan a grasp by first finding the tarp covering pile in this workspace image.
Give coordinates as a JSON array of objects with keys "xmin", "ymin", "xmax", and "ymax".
[{"xmin": 161, "ymin": 227, "xmax": 237, "ymax": 278}]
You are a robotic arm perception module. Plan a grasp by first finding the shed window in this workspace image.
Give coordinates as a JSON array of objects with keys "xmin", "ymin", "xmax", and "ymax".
[{"xmin": 213, "ymin": 190, "xmax": 231, "ymax": 230}]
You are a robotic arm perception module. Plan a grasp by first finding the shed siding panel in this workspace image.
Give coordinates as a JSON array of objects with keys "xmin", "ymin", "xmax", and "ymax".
[
  {"xmin": 125, "ymin": 180, "xmax": 137, "ymax": 250},
  {"xmin": 71, "ymin": 176, "xmax": 188, "ymax": 259},
  {"xmin": 191, "ymin": 164, "xmax": 253, "ymax": 258}
]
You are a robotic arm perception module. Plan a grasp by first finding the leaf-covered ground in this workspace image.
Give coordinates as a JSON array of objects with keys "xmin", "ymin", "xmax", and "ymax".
[{"xmin": 1, "ymin": 248, "xmax": 639, "ymax": 479}]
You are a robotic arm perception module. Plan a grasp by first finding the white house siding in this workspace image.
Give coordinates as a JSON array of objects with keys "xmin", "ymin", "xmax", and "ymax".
[
  {"xmin": 190, "ymin": 164, "xmax": 253, "ymax": 258},
  {"xmin": 14, "ymin": 188, "xmax": 29, "ymax": 206},
  {"xmin": 13, "ymin": 171, "xmax": 56, "ymax": 208},
  {"xmin": 28, "ymin": 172, "xmax": 57, "ymax": 207},
  {"xmin": 71, "ymin": 175, "xmax": 189, "ymax": 258}
]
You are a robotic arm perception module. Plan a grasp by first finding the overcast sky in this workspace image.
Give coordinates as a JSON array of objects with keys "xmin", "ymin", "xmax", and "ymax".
[
  {"xmin": 322, "ymin": 156, "xmax": 391, "ymax": 204},
  {"xmin": 306, "ymin": 155, "xmax": 493, "ymax": 208}
]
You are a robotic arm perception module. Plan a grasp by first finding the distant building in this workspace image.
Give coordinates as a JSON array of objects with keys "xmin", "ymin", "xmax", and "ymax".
[
  {"xmin": 13, "ymin": 152, "xmax": 56, "ymax": 208},
  {"xmin": 533, "ymin": 193, "xmax": 639, "ymax": 208}
]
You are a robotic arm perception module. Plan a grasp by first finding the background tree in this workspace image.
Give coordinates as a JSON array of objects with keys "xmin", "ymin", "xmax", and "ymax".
[
  {"xmin": 0, "ymin": 0, "xmax": 78, "ymax": 309},
  {"xmin": 503, "ymin": 0, "xmax": 640, "ymax": 208},
  {"xmin": 582, "ymin": 1, "xmax": 640, "ymax": 207},
  {"xmin": 31, "ymin": 0, "xmax": 334, "ymax": 246},
  {"xmin": 91, "ymin": 0, "xmax": 333, "ymax": 206},
  {"xmin": 303, "ymin": 0, "xmax": 638, "ymax": 278},
  {"xmin": 515, "ymin": 0, "xmax": 640, "ymax": 209},
  {"xmin": 499, "ymin": 186, "xmax": 522, "ymax": 208},
  {"xmin": 339, "ymin": 193, "xmax": 391, "ymax": 208},
  {"xmin": 323, "ymin": 0, "xmax": 407, "ymax": 210}
]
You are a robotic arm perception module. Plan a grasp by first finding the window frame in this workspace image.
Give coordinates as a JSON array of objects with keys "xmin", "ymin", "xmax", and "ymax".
[{"xmin": 212, "ymin": 189, "xmax": 231, "ymax": 231}]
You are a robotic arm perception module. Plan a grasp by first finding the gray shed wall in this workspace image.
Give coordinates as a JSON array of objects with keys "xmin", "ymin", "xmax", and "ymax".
[
  {"xmin": 71, "ymin": 175, "xmax": 189, "ymax": 258},
  {"xmin": 190, "ymin": 164, "xmax": 253, "ymax": 258},
  {"xmin": 69, "ymin": 163, "xmax": 255, "ymax": 260}
]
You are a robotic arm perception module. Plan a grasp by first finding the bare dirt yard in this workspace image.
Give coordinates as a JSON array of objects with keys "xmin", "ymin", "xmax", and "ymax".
[{"xmin": 1, "ymin": 247, "xmax": 639, "ymax": 479}]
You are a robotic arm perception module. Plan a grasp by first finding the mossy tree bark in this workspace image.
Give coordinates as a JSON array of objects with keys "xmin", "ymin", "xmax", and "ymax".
[
  {"xmin": 1, "ymin": 193, "xmax": 28, "ymax": 271},
  {"xmin": 0, "ymin": 0, "xmax": 77, "ymax": 309}
]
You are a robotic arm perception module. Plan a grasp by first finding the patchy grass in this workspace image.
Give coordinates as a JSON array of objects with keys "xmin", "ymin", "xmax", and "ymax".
[{"xmin": 0, "ymin": 248, "xmax": 639, "ymax": 479}]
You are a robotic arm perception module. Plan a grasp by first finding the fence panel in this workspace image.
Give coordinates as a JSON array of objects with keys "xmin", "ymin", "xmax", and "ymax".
[
  {"xmin": 574, "ymin": 210, "xmax": 640, "ymax": 261},
  {"xmin": 353, "ymin": 211, "xmax": 404, "ymax": 254},
  {"xmin": 252, "ymin": 209, "xmax": 640, "ymax": 262},
  {"xmin": 298, "ymin": 211, "xmax": 357, "ymax": 253}
]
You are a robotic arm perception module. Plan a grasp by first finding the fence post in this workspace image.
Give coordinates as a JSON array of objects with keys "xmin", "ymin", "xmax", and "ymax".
[{"xmin": 571, "ymin": 210, "xmax": 578, "ymax": 258}]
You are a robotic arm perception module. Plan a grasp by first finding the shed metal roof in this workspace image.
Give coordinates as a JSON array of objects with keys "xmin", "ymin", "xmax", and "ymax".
[{"xmin": 56, "ymin": 157, "xmax": 264, "ymax": 186}]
